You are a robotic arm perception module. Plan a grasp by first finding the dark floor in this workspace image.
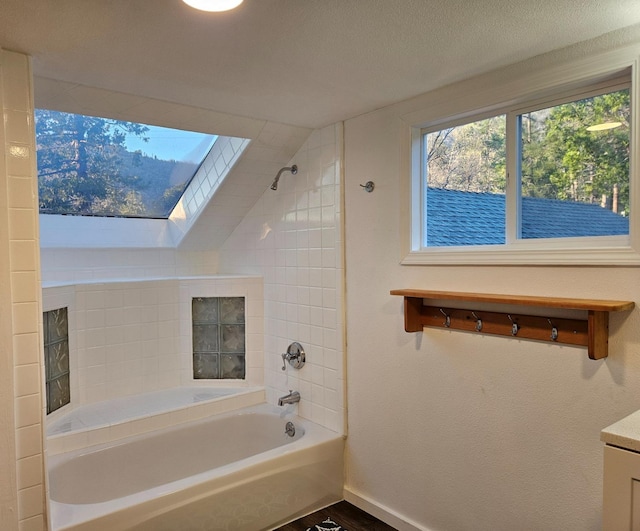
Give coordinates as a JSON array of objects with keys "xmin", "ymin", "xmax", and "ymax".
[{"xmin": 274, "ymin": 500, "xmax": 397, "ymax": 530}]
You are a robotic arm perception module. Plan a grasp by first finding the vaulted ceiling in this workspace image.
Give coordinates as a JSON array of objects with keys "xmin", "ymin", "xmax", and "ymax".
[{"xmin": 3, "ymin": 0, "xmax": 640, "ymax": 129}]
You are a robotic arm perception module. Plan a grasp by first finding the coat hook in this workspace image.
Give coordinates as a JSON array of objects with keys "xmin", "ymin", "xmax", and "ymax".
[
  {"xmin": 439, "ymin": 308, "xmax": 451, "ymax": 328},
  {"xmin": 359, "ymin": 181, "xmax": 375, "ymax": 193},
  {"xmin": 471, "ymin": 311, "xmax": 482, "ymax": 332},
  {"xmin": 508, "ymin": 314, "xmax": 520, "ymax": 336},
  {"xmin": 548, "ymin": 319, "xmax": 559, "ymax": 341}
]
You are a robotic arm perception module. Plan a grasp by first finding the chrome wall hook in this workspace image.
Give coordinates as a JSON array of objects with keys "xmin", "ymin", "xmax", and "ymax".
[
  {"xmin": 439, "ymin": 308, "xmax": 451, "ymax": 328},
  {"xmin": 472, "ymin": 311, "xmax": 483, "ymax": 332},
  {"xmin": 508, "ymin": 314, "xmax": 520, "ymax": 336},
  {"xmin": 548, "ymin": 319, "xmax": 559, "ymax": 341},
  {"xmin": 359, "ymin": 181, "xmax": 375, "ymax": 193}
]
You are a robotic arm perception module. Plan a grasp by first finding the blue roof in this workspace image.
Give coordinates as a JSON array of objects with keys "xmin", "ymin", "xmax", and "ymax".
[{"xmin": 426, "ymin": 187, "xmax": 629, "ymax": 247}]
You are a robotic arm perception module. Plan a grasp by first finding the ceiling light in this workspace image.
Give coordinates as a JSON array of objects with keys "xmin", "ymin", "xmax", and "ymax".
[
  {"xmin": 586, "ymin": 122, "xmax": 623, "ymax": 132},
  {"xmin": 182, "ymin": 0, "xmax": 243, "ymax": 12}
]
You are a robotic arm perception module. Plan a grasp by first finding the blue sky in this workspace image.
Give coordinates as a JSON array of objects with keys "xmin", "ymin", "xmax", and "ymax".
[{"xmin": 125, "ymin": 124, "xmax": 217, "ymax": 163}]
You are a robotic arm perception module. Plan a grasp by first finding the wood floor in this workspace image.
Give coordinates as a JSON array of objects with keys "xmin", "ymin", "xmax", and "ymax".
[{"xmin": 274, "ymin": 501, "xmax": 397, "ymax": 530}]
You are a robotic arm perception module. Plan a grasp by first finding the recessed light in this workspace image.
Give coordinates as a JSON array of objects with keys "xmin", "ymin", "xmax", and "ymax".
[{"xmin": 182, "ymin": 0, "xmax": 243, "ymax": 12}]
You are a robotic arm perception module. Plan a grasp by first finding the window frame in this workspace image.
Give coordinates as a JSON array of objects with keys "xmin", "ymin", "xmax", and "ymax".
[{"xmin": 403, "ymin": 52, "xmax": 640, "ymax": 266}]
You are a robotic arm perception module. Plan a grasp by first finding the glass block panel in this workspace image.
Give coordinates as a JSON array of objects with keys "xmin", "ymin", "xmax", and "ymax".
[
  {"xmin": 192, "ymin": 297, "xmax": 218, "ymax": 323},
  {"xmin": 48, "ymin": 373, "xmax": 70, "ymax": 414},
  {"xmin": 220, "ymin": 297, "xmax": 245, "ymax": 324},
  {"xmin": 220, "ymin": 354, "xmax": 245, "ymax": 379},
  {"xmin": 47, "ymin": 340, "xmax": 69, "ymax": 379},
  {"xmin": 47, "ymin": 307, "xmax": 68, "ymax": 342},
  {"xmin": 193, "ymin": 353, "xmax": 219, "ymax": 379},
  {"xmin": 191, "ymin": 296, "xmax": 246, "ymax": 380},
  {"xmin": 221, "ymin": 324, "xmax": 245, "ymax": 353},
  {"xmin": 43, "ymin": 307, "xmax": 70, "ymax": 414},
  {"xmin": 192, "ymin": 324, "xmax": 219, "ymax": 352}
]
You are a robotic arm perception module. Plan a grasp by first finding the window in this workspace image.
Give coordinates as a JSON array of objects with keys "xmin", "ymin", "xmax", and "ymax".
[
  {"xmin": 424, "ymin": 114, "xmax": 506, "ymax": 246},
  {"xmin": 192, "ymin": 297, "xmax": 246, "ymax": 379},
  {"xmin": 408, "ymin": 70, "xmax": 635, "ymax": 264},
  {"xmin": 36, "ymin": 110, "xmax": 217, "ymax": 218},
  {"xmin": 43, "ymin": 307, "xmax": 70, "ymax": 414}
]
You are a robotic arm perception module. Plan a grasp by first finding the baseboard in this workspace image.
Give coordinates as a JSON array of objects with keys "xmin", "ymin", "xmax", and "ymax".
[{"xmin": 343, "ymin": 488, "xmax": 435, "ymax": 531}]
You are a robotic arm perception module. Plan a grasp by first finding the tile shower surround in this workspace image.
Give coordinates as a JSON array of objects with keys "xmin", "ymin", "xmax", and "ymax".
[
  {"xmin": 42, "ymin": 276, "xmax": 263, "ymax": 422},
  {"xmin": 218, "ymin": 124, "xmax": 345, "ymax": 434}
]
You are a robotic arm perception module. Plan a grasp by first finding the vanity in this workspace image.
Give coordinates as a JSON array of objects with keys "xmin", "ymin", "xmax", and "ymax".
[{"xmin": 602, "ymin": 410, "xmax": 640, "ymax": 530}]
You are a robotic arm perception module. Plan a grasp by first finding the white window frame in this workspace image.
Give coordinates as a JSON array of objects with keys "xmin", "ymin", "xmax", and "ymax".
[{"xmin": 402, "ymin": 48, "xmax": 640, "ymax": 266}]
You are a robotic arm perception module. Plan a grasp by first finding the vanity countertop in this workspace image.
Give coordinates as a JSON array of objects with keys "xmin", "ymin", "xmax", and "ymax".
[{"xmin": 602, "ymin": 409, "xmax": 640, "ymax": 452}]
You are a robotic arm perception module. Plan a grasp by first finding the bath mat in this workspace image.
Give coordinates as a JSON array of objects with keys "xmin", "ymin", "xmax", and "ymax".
[{"xmin": 306, "ymin": 517, "xmax": 346, "ymax": 531}]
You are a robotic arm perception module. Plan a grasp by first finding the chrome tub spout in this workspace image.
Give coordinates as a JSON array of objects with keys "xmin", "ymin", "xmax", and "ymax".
[{"xmin": 278, "ymin": 390, "xmax": 300, "ymax": 406}]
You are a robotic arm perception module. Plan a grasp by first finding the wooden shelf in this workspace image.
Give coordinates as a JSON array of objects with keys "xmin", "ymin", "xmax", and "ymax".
[{"xmin": 390, "ymin": 289, "xmax": 634, "ymax": 360}]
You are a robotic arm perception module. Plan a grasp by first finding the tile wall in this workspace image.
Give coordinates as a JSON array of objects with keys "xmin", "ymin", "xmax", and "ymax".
[
  {"xmin": 40, "ymin": 248, "xmax": 219, "ymax": 284},
  {"xmin": 1, "ymin": 49, "xmax": 45, "ymax": 531},
  {"xmin": 42, "ymin": 276, "xmax": 263, "ymax": 420},
  {"xmin": 218, "ymin": 124, "xmax": 345, "ymax": 434}
]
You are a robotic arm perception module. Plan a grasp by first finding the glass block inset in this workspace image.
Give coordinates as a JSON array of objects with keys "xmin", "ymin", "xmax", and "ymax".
[
  {"xmin": 192, "ymin": 297, "xmax": 245, "ymax": 380},
  {"xmin": 44, "ymin": 307, "xmax": 70, "ymax": 414},
  {"xmin": 221, "ymin": 354, "xmax": 245, "ymax": 379}
]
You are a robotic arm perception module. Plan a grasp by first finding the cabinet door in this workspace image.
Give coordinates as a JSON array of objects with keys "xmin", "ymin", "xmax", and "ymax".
[{"xmin": 604, "ymin": 445, "xmax": 640, "ymax": 530}]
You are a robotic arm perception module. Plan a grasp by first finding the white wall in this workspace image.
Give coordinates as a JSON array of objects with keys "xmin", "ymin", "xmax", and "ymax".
[
  {"xmin": 343, "ymin": 33, "xmax": 640, "ymax": 531},
  {"xmin": 0, "ymin": 49, "xmax": 45, "ymax": 531},
  {"xmin": 219, "ymin": 124, "xmax": 345, "ymax": 434}
]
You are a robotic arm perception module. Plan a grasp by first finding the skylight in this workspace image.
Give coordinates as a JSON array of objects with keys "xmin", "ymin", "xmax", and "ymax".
[{"xmin": 35, "ymin": 109, "xmax": 217, "ymax": 219}]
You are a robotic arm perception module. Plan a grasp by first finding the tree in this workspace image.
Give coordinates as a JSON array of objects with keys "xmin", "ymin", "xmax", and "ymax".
[
  {"xmin": 426, "ymin": 115, "xmax": 506, "ymax": 194},
  {"xmin": 521, "ymin": 89, "xmax": 630, "ymax": 214},
  {"xmin": 36, "ymin": 110, "xmax": 150, "ymax": 216}
]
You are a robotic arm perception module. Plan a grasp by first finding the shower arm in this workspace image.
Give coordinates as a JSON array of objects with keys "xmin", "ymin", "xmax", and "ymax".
[{"xmin": 270, "ymin": 164, "xmax": 298, "ymax": 190}]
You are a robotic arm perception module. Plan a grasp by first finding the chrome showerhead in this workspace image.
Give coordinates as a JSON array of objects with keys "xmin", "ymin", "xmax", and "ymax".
[{"xmin": 270, "ymin": 164, "xmax": 298, "ymax": 191}]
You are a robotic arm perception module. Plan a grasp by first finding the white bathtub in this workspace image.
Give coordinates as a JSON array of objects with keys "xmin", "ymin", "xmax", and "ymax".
[{"xmin": 48, "ymin": 403, "xmax": 344, "ymax": 531}]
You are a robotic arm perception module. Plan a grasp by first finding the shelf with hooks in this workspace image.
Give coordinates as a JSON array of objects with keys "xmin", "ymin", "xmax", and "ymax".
[{"xmin": 390, "ymin": 289, "xmax": 634, "ymax": 360}]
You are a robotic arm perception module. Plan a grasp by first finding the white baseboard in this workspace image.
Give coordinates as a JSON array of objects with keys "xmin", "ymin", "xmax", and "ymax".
[{"xmin": 343, "ymin": 488, "xmax": 436, "ymax": 531}]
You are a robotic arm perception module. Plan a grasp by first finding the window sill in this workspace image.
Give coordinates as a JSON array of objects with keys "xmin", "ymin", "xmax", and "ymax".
[{"xmin": 402, "ymin": 245, "xmax": 640, "ymax": 266}]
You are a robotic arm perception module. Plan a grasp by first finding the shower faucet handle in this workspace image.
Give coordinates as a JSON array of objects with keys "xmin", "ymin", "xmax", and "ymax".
[{"xmin": 281, "ymin": 342, "xmax": 306, "ymax": 371}]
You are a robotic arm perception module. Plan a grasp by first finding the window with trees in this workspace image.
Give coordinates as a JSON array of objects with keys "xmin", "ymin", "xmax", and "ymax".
[
  {"xmin": 36, "ymin": 110, "xmax": 217, "ymax": 218},
  {"xmin": 412, "ymin": 72, "xmax": 632, "ymax": 262}
]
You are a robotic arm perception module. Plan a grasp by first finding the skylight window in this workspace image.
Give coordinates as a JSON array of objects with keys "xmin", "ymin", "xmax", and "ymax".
[{"xmin": 35, "ymin": 110, "xmax": 217, "ymax": 218}]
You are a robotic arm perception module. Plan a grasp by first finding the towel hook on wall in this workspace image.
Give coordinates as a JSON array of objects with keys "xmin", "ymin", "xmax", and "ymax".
[
  {"xmin": 508, "ymin": 314, "xmax": 520, "ymax": 336},
  {"xmin": 439, "ymin": 308, "xmax": 451, "ymax": 328},
  {"xmin": 472, "ymin": 311, "xmax": 483, "ymax": 332},
  {"xmin": 359, "ymin": 181, "xmax": 375, "ymax": 193}
]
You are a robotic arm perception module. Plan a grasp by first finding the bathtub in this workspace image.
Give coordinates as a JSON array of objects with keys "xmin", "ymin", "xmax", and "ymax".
[{"xmin": 48, "ymin": 403, "xmax": 344, "ymax": 531}]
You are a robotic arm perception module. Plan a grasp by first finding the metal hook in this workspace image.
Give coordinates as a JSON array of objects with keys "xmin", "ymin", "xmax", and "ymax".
[
  {"xmin": 471, "ymin": 311, "xmax": 483, "ymax": 332},
  {"xmin": 439, "ymin": 308, "xmax": 451, "ymax": 328},
  {"xmin": 548, "ymin": 319, "xmax": 559, "ymax": 341},
  {"xmin": 508, "ymin": 314, "xmax": 520, "ymax": 336},
  {"xmin": 359, "ymin": 181, "xmax": 375, "ymax": 193}
]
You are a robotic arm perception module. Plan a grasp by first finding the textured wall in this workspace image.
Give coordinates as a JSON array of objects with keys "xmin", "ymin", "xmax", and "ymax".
[{"xmin": 343, "ymin": 35, "xmax": 640, "ymax": 531}]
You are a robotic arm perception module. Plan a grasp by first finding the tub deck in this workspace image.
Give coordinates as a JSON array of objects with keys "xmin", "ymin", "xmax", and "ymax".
[{"xmin": 47, "ymin": 387, "xmax": 265, "ymax": 455}]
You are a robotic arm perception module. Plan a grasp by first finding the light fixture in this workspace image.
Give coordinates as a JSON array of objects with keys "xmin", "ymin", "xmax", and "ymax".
[
  {"xmin": 182, "ymin": 0, "xmax": 243, "ymax": 12},
  {"xmin": 586, "ymin": 121, "xmax": 623, "ymax": 132}
]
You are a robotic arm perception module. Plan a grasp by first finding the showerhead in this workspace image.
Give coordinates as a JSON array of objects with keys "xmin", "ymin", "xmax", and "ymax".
[{"xmin": 270, "ymin": 164, "xmax": 298, "ymax": 191}]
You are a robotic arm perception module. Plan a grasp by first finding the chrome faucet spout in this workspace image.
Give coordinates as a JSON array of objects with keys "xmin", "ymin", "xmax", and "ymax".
[{"xmin": 278, "ymin": 390, "xmax": 300, "ymax": 406}]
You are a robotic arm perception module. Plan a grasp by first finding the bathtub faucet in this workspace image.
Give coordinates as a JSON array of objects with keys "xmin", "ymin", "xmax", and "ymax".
[{"xmin": 278, "ymin": 390, "xmax": 300, "ymax": 406}]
